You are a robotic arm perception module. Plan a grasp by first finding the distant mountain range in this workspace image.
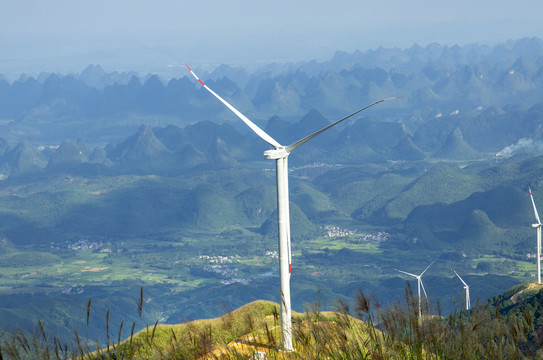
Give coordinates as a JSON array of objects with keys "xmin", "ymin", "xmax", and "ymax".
[
  {"xmin": 0, "ymin": 37, "xmax": 542, "ymax": 147},
  {"xmin": 1, "ymin": 100, "xmax": 543, "ymax": 179}
]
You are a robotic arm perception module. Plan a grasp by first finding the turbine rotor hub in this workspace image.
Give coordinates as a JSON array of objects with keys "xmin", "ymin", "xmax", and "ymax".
[{"xmin": 264, "ymin": 148, "xmax": 289, "ymax": 159}]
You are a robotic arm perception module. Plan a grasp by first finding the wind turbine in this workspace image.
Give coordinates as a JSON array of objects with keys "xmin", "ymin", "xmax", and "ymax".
[
  {"xmin": 187, "ymin": 64, "xmax": 400, "ymax": 351},
  {"xmin": 452, "ymin": 269, "xmax": 470, "ymax": 310},
  {"xmin": 529, "ymin": 187, "xmax": 542, "ymax": 285},
  {"xmin": 394, "ymin": 262, "xmax": 434, "ymax": 318}
]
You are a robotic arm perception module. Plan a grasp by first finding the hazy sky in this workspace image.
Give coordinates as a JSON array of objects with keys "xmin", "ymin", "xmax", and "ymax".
[{"xmin": 1, "ymin": 0, "xmax": 542, "ymax": 78}]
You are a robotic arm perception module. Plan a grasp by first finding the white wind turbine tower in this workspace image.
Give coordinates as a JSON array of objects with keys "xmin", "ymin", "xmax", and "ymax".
[
  {"xmin": 529, "ymin": 186, "xmax": 542, "ymax": 285},
  {"xmin": 187, "ymin": 65, "xmax": 400, "ymax": 351},
  {"xmin": 452, "ymin": 269, "xmax": 470, "ymax": 310},
  {"xmin": 394, "ymin": 262, "xmax": 434, "ymax": 318}
]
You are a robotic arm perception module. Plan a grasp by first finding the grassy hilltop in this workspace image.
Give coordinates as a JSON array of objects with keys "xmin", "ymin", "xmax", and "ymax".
[{"xmin": 4, "ymin": 281, "xmax": 543, "ymax": 359}]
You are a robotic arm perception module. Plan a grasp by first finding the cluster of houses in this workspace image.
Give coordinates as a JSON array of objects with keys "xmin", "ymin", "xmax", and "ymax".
[
  {"xmin": 197, "ymin": 254, "xmax": 250, "ymax": 285},
  {"xmin": 351, "ymin": 231, "xmax": 389, "ymax": 244},
  {"xmin": 51, "ymin": 238, "xmax": 114, "ymax": 252},
  {"xmin": 203, "ymin": 264, "xmax": 238, "ymax": 277},
  {"xmin": 220, "ymin": 278, "xmax": 250, "ymax": 285},
  {"xmin": 197, "ymin": 254, "xmax": 240, "ymax": 264},
  {"xmin": 325, "ymin": 226, "xmax": 356, "ymax": 237},
  {"xmin": 324, "ymin": 226, "xmax": 389, "ymax": 243}
]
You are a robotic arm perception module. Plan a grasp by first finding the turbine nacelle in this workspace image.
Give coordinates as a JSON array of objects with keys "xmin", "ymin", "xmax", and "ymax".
[
  {"xmin": 264, "ymin": 148, "xmax": 289, "ymax": 160},
  {"xmin": 533, "ymin": 223, "xmax": 541, "ymax": 228}
]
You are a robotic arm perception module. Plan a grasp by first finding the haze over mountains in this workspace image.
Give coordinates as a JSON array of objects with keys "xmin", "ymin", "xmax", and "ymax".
[{"xmin": 1, "ymin": 37, "xmax": 543, "ymax": 146}]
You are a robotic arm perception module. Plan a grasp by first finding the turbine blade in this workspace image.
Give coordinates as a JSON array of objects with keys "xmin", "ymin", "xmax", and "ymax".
[
  {"xmin": 186, "ymin": 65, "xmax": 282, "ymax": 148},
  {"xmin": 420, "ymin": 261, "xmax": 434, "ymax": 276},
  {"xmin": 394, "ymin": 268, "xmax": 418, "ymax": 278},
  {"xmin": 420, "ymin": 279, "xmax": 428, "ymax": 300},
  {"xmin": 529, "ymin": 187, "xmax": 542, "ymax": 224},
  {"xmin": 452, "ymin": 268, "xmax": 468, "ymax": 287},
  {"xmin": 285, "ymin": 97, "xmax": 403, "ymax": 152}
]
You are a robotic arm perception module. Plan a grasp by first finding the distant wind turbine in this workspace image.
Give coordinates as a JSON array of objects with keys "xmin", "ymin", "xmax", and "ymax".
[
  {"xmin": 529, "ymin": 187, "xmax": 542, "ymax": 285},
  {"xmin": 452, "ymin": 269, "xmax": 470, "ymax": 310},
  {"xmin": 187, "ymin": 64, "xmax": 401, "ymax": 351},
  {"xmin": 395, "ymin": 262, "xmax": 434, "ymax": 318}
]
